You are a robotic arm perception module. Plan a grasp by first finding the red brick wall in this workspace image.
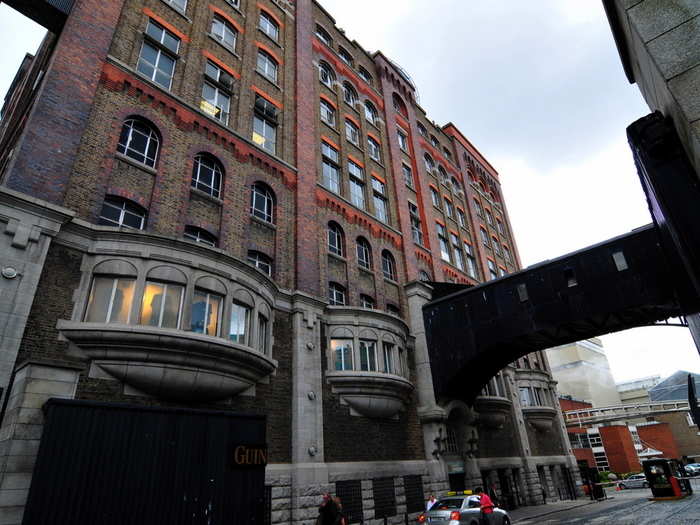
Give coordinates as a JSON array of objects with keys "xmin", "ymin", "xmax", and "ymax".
[
  {"xmin": 559, "ymin": 398, "xmax": 592, "ymax": 412},
  {"xmin": 600, "ymin": 426, "xmax": 641, "ymax": 473},
  {"xmin": 637, "ymin": 423, "xmax": 681, "ymax": 460},
  {"xmin": 573, "ymin": 448, "xmax": 595, "ymax": 468}
]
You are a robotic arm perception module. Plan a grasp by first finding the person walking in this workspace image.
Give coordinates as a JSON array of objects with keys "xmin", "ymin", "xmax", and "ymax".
[
  {"xmin": 426, "ymin": 494, "xmax": 437, "ymax": 511},
  {"xmin": 317, "ymin": 493, "xmax": 339, "ymax": 525},
  {"xmin": 474, "ymin": 487, "xmax": 494, "ymax": 525}
]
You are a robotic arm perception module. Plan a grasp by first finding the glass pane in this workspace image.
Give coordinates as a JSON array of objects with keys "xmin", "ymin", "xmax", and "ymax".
[
  {"xmin": 332, "ymin": 339, "xmax": 353, "ymax": 371},
  {"xmin": 146, "ymin": 21, "xmax": 163, "ymax": 43},
  {"xmin": 141, "ymin": 282, "xmax": 165, "ymax": 326},
  {"xmin": 163, "ymin": 32, "xmax": 179, "ymax": 54},
  {"xmin": 122, "ymin": 209, "xmax": 144, "ymax": 229},
  {"xmin": 85, "ymin": 277, "xmax": 114, "ymax": 323},
  {"xmin": 191, "ymin": 291, "xmax": 208, "ymax": 333},
  {"xmin": 206, "ymin": 294, "xmax": 221, "ymax": 336},
  {"xmin": 229, "ymin": 303, "xmax": 250, "ymax": 344},
  {"xmin": 161, "ymin": 284, "xmax": 183, "ymax": 328},
  {"xmin": 109, "ymin": 279, "xmax": 135, "ymax": 324}
]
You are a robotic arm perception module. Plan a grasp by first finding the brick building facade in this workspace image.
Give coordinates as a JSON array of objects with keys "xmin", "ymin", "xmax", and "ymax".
[{"xmin": 0, "ymin": 0, "xmax": 580, "ymax": 523}]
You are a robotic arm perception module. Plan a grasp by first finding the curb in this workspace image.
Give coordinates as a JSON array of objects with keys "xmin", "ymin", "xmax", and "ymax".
[{"xmin": 512, "ymin": 499, "xmax": 600, "ymax": 523}]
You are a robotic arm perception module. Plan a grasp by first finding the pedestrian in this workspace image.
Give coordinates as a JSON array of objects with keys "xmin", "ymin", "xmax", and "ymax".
[
  {"xmin": 316, "ymin": 493, "xmax": 339, "ymax": 525},
  {"xmin": 426, "ymin": 494, "xmax": 437, "ymax": 511},
  {"xmin": 333, "ymin": 496, "xmax": 347, "ymax": 525},
  {"xmin": 474, "ymin": 486, "xmax": 494, "ymax": 525}
]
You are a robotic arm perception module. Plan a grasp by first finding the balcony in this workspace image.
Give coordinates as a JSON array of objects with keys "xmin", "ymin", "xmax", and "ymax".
[
  {"xmin": 326, "ymin": 371, "xmax": 414, "ymax": 418},
  {"xmin": 474, "ymin": 395, "xmax": 512, "ymax": 429},
  {"xmin": 58, "ymin": 321, "xmax": 277, "ymax": 401},
  {"xmin": 522, "ymin": 406, "xmax": 558, "ymax": 432}
]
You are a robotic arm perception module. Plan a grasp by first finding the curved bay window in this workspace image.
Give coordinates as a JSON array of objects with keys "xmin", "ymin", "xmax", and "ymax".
[
  {"xmin": 229, "ymin": 302, "xmax": 251, "ymax": 344},
  {"xmin": 192, "ymin": 154, "xmax": 223, "ymax": 198},
  {"xmin": 359, "ymin": 340, "xmax": 377, "ymax": 371},
  {"xmin": 140, "ymin": 281, "xmax": 184, "ymax": 329},
  {"xmin": 117, "ymin": 118, "xmax": 160, "ymax": 167},
  {"xmin": 85, "ymin": 276, "xmax": 136, "ymax": 324},
  {"xmin": 191, "ymin": 289, "xmax": 223, "ymax": 336},
  {"xmin": 250, "ymin": 182, "xmax": 275, "ymax": 223},
  {"xmin": 332, "ymin": 338, "xmax": 353, "ymax": 371}
]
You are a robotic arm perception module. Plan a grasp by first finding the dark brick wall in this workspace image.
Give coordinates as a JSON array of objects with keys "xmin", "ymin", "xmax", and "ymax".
[
  {"xmin": 525, "ymin": 425, "xmax": 565, "ymax": 457},
  {"xmin": 478, "ymin": 415, "xmax": 522, "ymax": 458}
]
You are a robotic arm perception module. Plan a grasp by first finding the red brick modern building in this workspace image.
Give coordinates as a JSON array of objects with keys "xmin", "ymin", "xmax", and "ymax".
[{"xmin": 0, "ymin": 0, "xmax": 580, "ymax": 522}]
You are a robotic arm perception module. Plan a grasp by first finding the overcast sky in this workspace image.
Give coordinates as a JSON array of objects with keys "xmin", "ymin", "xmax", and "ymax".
[{"xmin": 1, "ymin": 1, "xmax": 698, "ymax": 384}]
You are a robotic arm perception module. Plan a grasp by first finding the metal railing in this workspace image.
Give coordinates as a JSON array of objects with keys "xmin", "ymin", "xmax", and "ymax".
[{"xmin": 564, "ymin": 401, "xmax": 690, "ymax": 426}]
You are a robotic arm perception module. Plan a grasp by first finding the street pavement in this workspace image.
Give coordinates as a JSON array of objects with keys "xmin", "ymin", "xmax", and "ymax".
[{"xmin": 512, "ymin": 480, "xmax": 700, "ymax": 524}]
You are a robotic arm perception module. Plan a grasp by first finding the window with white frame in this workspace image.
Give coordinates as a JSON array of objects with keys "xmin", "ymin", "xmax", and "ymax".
[
  {"xmin": 372, "ymin": 178, "xmax": 388, "ymax": 223},
  {"xmin": 257, "ymin": 313, "xmax": 268, "ymax": 353},
  {"xmin": 328, "ymin": 223, "xmax": 344, "ymax": 257},
  {"xmin": 359, "ymin": 340, "xmax": 377, "ymax": 371},
  {"xmin": 319, "ymin": 61, "xmax": 335, "ymax": 87},
  {"xmin": 519, "ymin": 387, "xmax": 532, "ymax": 407},
  {"xmin": 256, "ymin": 49, "xmax": 278, "ymax": 83},
  {"xmin": 430, "ymin": 135, "xmax": 439, "ymax": 148},
  {"xmin": 457, "ymin": 208, "xmax": 466, "ymax": 228},
  {"xmin": 85, "ymin": 276, "xmax": 136, "ymax": 324},
  {"xmin": 329, "ymin": 282, "xmax": 346, "ymax": 306},
  {"xmin": 252, "ymin": 96, "xmax": 278, "ymax": 154},
  {"xmin": 259, "ymin": 11, "xmax": 279, "ymax": 41},
  {"xmin": 397, "ymin": 129, "xmax": 408, "ymax": 151},
  {"xmin": 382, "ymin": 342, "xmax": 395, "ymax": 374},
  {"xmin": 409, "ymin": 202, "xmax": 423, "ymax": 245},
  {"xmin": 360, "ymin": 294, "xmax": 375, "ymax": 309},
  {"xmin": 202, "ymin": 62, "xmax": 232, "ymax": 125},
  {"xmin": 250, "ymin": 182, "xmax": 275, "ymax": 223},
  {"xmin": 98, "ymin": 196, "xmax": 147, "ymax": 230},
  {"xmin": 364, "ymin": 101, "xmax": 377, "ymax": 125},
  {"xmin": 358, "ymin": 66, "xmax": 373, "ymax": 86},
  {"xmin": 367, "ymin": 136, "xmax": 381, "ymax": 162},
  {"xmin": 321, "ymin": 141, "xmax": 340, "ymax": 193},
  {"xmin": 117, "ymin": 118, "xmax": 160, "ymax": 168},
  {"xmin": 480, "ymin": 228, "xmax": 490, "ymax": 246},
  {"xmin": 417, "ymin": 122, "xmax": 427, "ymax": 137},
  {"xmin": 315, "ymin": 25, "xmax": 332, "ymax": 46},
  {"xmin": 140, "ymin": 280, "xmax": 184, "ymax": 329},
  {"xmin": 444, "ymin": 198, "xmax": 454, "ymax": 219},
  {"xmin": 191, "ymin": 290, "xmax": 223, "ymax": 336},
  {"xmin": 138, "ymin": 20, "xmax": 179, "ymax": 90},
  {"xmin": 343, "ymin": 82, "xmax": 358, "ymax": 106},
  {"xmin": 191, "ymin": 153, "xmax": 223, "ymax": 198},
  {"xmin": 450, "ymin": 233, "xmax": 464, "ymax": 271},
  {"xmin": 345, "ymin": 119, "xmax": 359, "ymax": 144},
  {"xmin": 229, "ymin": 302, "xmax": 251, "ymax": 344},
  {"xmin": 356, "ymin": 237, "xmax": 372, "ymax": 269},
  {"xmin": 338, "ymin": 46, "xmax": 354, "ymax": 66},
  {"xmin": 437, "ymin": 223, "xmax": 450, "ymax": 262},
  {"xmin": 485, "ymin": 209, "xmax": 494, "ymax": 226},
  {"xmin": 211, "ymin": 15, "xmax": 237, "ymax": 50},
  {"xmin": 497, "ymin": 219, "xmax": 505, "ymax": 235},
  {"xmin": 164, "ymin": 0, "xmax": 186, "ymax": 11},
  {"xmin": 247, "ymin": 250, "xmax": 273, "ymax": 276},
  {"xmin": 402, "ymin": 164, "xmax": 413, "ymax": 188},
  {"xmin": 430, "ymin": 187, "xmax": 440, "ymax": 208},
  {"xmin": 349, "ymin": 175, "xmax": 365, "ymax": 210},
  {"xmin": 332, "ymin": 338, "xmax": 353, "ymax": 370},
  {"xmin": 320, "ymin": 99, "xmax": 336, "ymax": 127},
  {"xmin": 381, "ymin": 251, "xmax": 397, "ymax": 281},
  {"xmin": 424, "ymin": 154, "xmax": 435, "ymax": 172},
  {"xmin": 487, "ymin": 259, "xmax": 497, "ymax": 280},
  {"xmin": 184, "ymin": 225, "xmax": 217, "ymax": 247},
  {"xmin": 464, "ymin": 242, "xmax": 477, "ymax": 279},
  {"xmin": 493, "ymin": 239, "xmax": 501, "ymax": 255},
  {"xmin": 474, "ymin": 199, "xmax": 484, "ymax": 217}
]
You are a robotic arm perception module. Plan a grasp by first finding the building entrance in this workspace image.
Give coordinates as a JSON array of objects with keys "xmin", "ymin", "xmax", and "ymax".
[{"xmin": 22, "ymin": 399, "xmax": 267, "ymax": 525}]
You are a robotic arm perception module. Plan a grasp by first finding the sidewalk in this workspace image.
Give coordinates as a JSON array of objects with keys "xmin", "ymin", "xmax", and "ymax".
[{"xmin": 509, "ymin": 497, "xmax": 599, "ymax": 523}]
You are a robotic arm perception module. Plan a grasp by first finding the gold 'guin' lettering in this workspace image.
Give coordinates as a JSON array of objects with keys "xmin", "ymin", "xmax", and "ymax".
[{"xmin": 234, "ymin": 446, "xmax": 267, "ymax": 465}]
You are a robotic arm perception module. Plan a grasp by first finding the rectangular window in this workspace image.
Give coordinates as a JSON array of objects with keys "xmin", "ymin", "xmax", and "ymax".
[
  {"xmin": 359, "ymin": 340, "xmax": 377, "ymax": 371},
  {"xmin": 450, "ymin": 233, "xmax": 464, "ymax": 271},
  {"xmin": 257, "ymin": 50, "xmax": 278, "ymax": 82},
  {"xmin": 191, "ymin": 290, "xmax": 222, "ymax": 336},
  {"xmin": 229, "ymin": 302, "xmax": 251, "ymax": 344},
  {"xmin": 444, "ymin": 198, "xmax": 454, "ymax": 219},
  {"xmin": 252, "ymin": 114, "xmax": 277, "ymax": 153},
  {"xmin": 430, "ymin": 187, "xmax": 440, "ymax": 208},
  {"xmin": 368, "ymin": 137, "xmax": 381, "ymax": 162},
  {"xmin": 336, "ymin": 480, "xmax": 363, "ymax": 524},
  {"xmin": 211, "ymin": 16, "xmax": 237, "ymax": 50},
  {"xmin": 464, "ymin": 242, "xmax": 477, "ymax": 279},
  {"xmin": 345, "ymin": 120, "xmax": 359, "ymax": 144},
  {"xmin": 259, "ymin": 12, "xmax": 279, "ymax": 41},
  {"xmin": 397, "ymin": 130, "xmax": 408, "ymax": 151},
  {"xmin": 402, "ymin": 164, "xmax": 413, "ymax": 188},
  {"xmin": 257, "ymin": 314, "xmax": 268, "ymax": 353},
  {"xmin": 519, "ymin": 387, "xmax": 532, "ymax": 407},
  {"xmin": 480, "ymin": 228, "xmax": 490, "ymax": 246},
  {"xmin": 372, "ymin": 178, "xmax": 388, "ymax": 223},
  {"xmin": 332, "ymin": 339, "xmax": 354, "ymax": 371},
  {"xmin": 382, "ymin": 342, "xmax": 394, "ymax": 374},
  {"xmin": 201, "ymin": 63, "xmax": 231, "ymax": 125},
  {"xmin": 409, "ymin": 202, "xmax": 423, "ymax": 245},
  {"xmin": 457, "ymin": 208, "xmax": 466, "ymax": 228},
  {"xmin": 403, "ymin": 476, "xmax": 425, "ymax": 514},
  {"xmin": 503, "ymin": 245, "xmax": 511, "ymax": 263},
  {"xmin": 348, "ymin": 159, "xmax": 364, "ymax": 179},
  {"xmin": 140, "ymin": 281, "xmax": 184, "ymax": 329},
  {"xmin": 85, "ymin": 277, "xmax": 136, "ymax": 324},
  {"xmin": 372, "ymin": 478, "xmax": 397, "ymax": 519},
  {"xmin": 138, "ymin": 21, "xmax": 179, "ymax": 89},
  {"xmin": 320, "ymin": 100, "xmax": 335, "ymax": 126},
  {"xmin": 349, "ymin": 177, "xmax": 365, "ymax": 209},
  {"xmin": 322, "ymin": 142, "xmax": 340, "ymax": 193},
  {"xmin": 497, "ymin": 219, "xmax": 505, "ymax": 235},
  {"xmin": 164, "ymin": 0, "xmax": 187, "ymax": 12},
  {"xmin": 487, "ymin": 259, "xmax": 497, "ymax": 280},
  {"xmin": 437, "ymin": 223, "xmax": 450, "ymax": 262}
]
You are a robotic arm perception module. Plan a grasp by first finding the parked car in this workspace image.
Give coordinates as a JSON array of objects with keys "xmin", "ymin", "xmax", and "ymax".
[
  {"xmin": 684, "ymin": 463, "xmax": 700, "ymax": 476},
  {"xmin": 618, "ymin": 473, "xmax": 649, "ymax": 489},
  {"xmin": 418, "ymin": 495, "xmax": 511, "ymax": 525}
]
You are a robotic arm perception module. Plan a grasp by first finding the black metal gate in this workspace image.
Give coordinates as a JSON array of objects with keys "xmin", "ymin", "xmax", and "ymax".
[{"xmin": 23, "ymin": 399, "xmax": 267, "ymax": 525}]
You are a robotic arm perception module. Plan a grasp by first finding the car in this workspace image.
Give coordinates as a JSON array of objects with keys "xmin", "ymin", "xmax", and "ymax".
[
  {"xmin": 684, "ymin": 463, "xmax": 700, "ymax": 476},
  {"xmin": 618, "ymin": 473, "xmax": 648, "ymax": 489},
  {"xmin": 418, "ymin": 494, "xmax": 511, "ymax": 525}
]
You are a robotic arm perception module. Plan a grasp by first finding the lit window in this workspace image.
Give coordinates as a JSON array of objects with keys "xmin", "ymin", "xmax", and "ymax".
[
  {"xmin": 358, "ymin": 66, "xmax": 373, "ymax": 86},
  {"xmin": 191, "ymin": 154, "xmax": 223, "ymax": 198},
  {"xmin": 402, "ymin": 164, "xmax": 413, "ymax": 188},
  {"xmin": 256, "ymin": 49, "xmax": 278, "ymax": 83},
  {"xmin": 332, "ymin": 338, "xmax": 353, "ymax": 370},
  {"xmin": 360, "ymin": 294, "xmax": 375, "ymax": 309},
  {"xmin": 85, "ymin": 276, "xmax": 136, "ymax": 324},
  {"xmin": 343, "ymin": 82, "xmax": 358, "ymax": 106},
  {"xmin": 250, "ymin": 182, "xmax": 275, "ymax": 223},
  {"xmin": 247, "ymin": 250, "xmax": 273, "ymax": 276},
  {"xmin": 211, "ymin": 15, "xmax": 237, "ymax": 50},
  {"xmin": 367, "ymin": 137, "xmax": 381, "ymax": 162},
  {"xmin": 315, "ymin": 25, "xmax": 332, "ymax": 46},
  {"xmin": 409, "ymin": 202, "xmax": 423, "ymax": 245},
  {"xmin": 191, "ymin": 290, "xmax": 223, "ymax": 336},
  {"xmin": 320, "ymin": 99, "xmax": 336, "ymax": 126},
  {"xmin": 140, "ymin": 281, "xmax": 184, "ymax": 329},
  {"xmin": 359, "ymin": 340, "xmax": 377, "ymax": 371},
  {"xmin": 319, "ymin": 61, "xmax": 335, "ymax": 87},
  {"xmin": 252, "ymin": 96, "xmax": 278, "ymax": 154},
  {"xmin": 329, "ymin": 282, "xmax": 346, "ymax": 305},
  {"xmin": 356, "ymin": 237, "xmax": 372, "ymax": 269},
  {"xmin": 259, "ymin": 11, "xmax": 279, "ymax": 41},
  {"xmin": 138, "ymin": 20, "xmax": 179, "ymax": 89},
  {"xmin": 321, "ymin": 142, "xmax": 340, "ymax": 193},
  {"xmin": 184, "ymin": 225, "xmax": 217, "ymax": 247},
  {"xmin": 381, "ymin": 251, "xmax": 397, "ymax": 281},
  {"xmin": 364, "ymin": 101, "xmax": 377, "ymax": 125},
  {"xmin": 98, "ymin": 196, "xmax": 146, "ymax": 230},
  {"xmin": 117, "ymin": 118, "xmax": 160, "ymax": 168},
  {"xmin": 201, "ymin": 62, "xmax": 232, "ymax": 125},
  {"xmin": 229, "ymin": 302, "xmax": 251, "ymax": 344},
  {"xmin": 345, "ymin": 119, "xmax": 359, "ymax": 144},
  {"xmin": 328, "ymin": 223, "xmax": 344, "ymax": 256},
  {"xmin": 338, "ymin": 46, "xmax": 354, "ymax": 66}
]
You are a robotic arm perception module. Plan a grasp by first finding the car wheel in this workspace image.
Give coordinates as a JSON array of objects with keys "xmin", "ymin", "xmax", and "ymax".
[
  {"xmin": 643, "ymin": 482, "xmax": 649, "ymax": 488},
  {"xmin": 619, "ymin": 484, "xmax": 626, "ymax": 489},
  {"xmin": 503, "ymin": 518, "xmax": 511, "ymax": 525}
]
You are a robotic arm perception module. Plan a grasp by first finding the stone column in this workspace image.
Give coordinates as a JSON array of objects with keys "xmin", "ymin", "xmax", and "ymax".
[
  {"xmin": 0, "ymin": 362, "xmax": 81, "ymax": 525},
  {"xmin": 405, "ymin": 282, "xmax": 447, "ymax": 485},
  {"xmin": 0, "ymin": 189, "xmax": 74, "ymax": 411},
  {"xmin": 549, "ymin": 380, "xmax": 585, "ymax": 497},
  {"xmin": 290, "ymin": 293, "xmax": 330, "ymax": 524}
]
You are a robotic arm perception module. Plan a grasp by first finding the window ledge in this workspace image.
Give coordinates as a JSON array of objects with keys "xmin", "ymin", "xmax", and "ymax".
[
  {"xmin": 190, "ymin": 187, "xmax": 224, "ymax": 205},
  {"xmin": 358, "ymin": 265, "xmax": 374, "ymax": 275},
  {"xmin": 321, "ymin": 120, "xmax": 339, "ymax": 134},
  {"xmin": 328, "ymin": 252, "xmax": 347, "ymax": 263},
  {"xmin": 383, "ymin": 277, "xmax": 399, "ymax": 286},
  {"xmin": 255, "ymin": 69, "xmax": 282, "ymax": 91},
  {"xmin": 326, "ymin": 370, "xmax": 414, "ymax": 418},
  {"xmin": 114, "ymin": 152, "xmax": 158, "ymax": 175},
  {"xmin": 208, "ymin": 34, "xmax": 241, "ymax": 60},
  {"xmin": 57, "ymin": 320, "xmax": 277, "ymax": 401},
  {"xmin": 159, "ymin": 0, "xmax": 192, "ymax": 22},
  {"xmin": 522, "ymin": 406, "xmax": 557, "ymax": 432},
  {"xmin": 250, "ymin": 214, "xmax": 277, "ymax": 230},
  {"xmin": 257, "ymin": 28, "xmax": 283, "ymax": 49}
]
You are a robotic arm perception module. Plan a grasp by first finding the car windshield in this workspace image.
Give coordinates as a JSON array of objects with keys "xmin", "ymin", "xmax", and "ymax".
[{"xmin": 432, "ymin": 498, "xmax": 463, "ymax": 510}]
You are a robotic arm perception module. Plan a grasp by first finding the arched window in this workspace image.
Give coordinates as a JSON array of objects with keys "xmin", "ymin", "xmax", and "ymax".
[
  {"xmin": 250, "ymin": 182, "xmax": 275, "ymax": 223},
  {"xmin": 424, "ymin": 154, "xmax": 435, "ymax": 172},
  {"xmin": 258, "ymin": 10, "xmax": 279, "ymax": 41},
  {"xmin": 315, "ymin": 25, "xmax": 332, "ymax": 46},
  {"xmin": 192, "ymin": 154, "xmax": 223, "ymax": 198},
  {"xmin": 328, "ymin": 282, "xmax": 346, "ymax": 305},
  {"xmin": 247, "ymin": 250, "xmax": 273, "ymax": 276},
  {"xmin": 443, "ymin": 147, "xmax": 452, "ymax": 161},
  {"xmin": 356, "ymin": 237, "xmax": 372, "ymax": 269},
  {"xmin": 392, "ymin": 93, "xmax": 408, "ymax": 118},
  {"xmin": 343, "ymin": 82, "xmax": 358, "ymax": 106},
  {"xmin": 417, "ymin": 122, "xmax": 427, "ymax": 137},
  {"xmin": 419, "ymin": 270, "xmax": 431, "ymax": 282},
  {"xmin": 437, "ymin": 165, "xmax": 447, "ymax": 181},
  {"xmin": 360, "ymin": 294, "xmax": 375, "ymax": 309},
  {"xmin": 117, "ymin": 118, "xmax": 160, "ymax": 168},
  {"xmin": 211, "ymin": 15, "xmax": 237, "ymax": 50},
  {"xmin": 430, "ymin": 135, "xmax": 439, "ymax": 148},
  {"xmin": 256, "ymin": 49, "xmax": 278, "ymax": 83},
  {"xmin": 319, "ymin": 61, "xmax": 335, "ymax": 87},
  {"xmin": 184, "ymin": 225, "xmax": 218, "ymax": 247},
  {"xmin": 364, "ymin": 101, "xmax": 377, "ymax": 125},
  {"xmin": 98, "ymin": 196, "xmax": 147, "ymax": 230},
  {"xmin": 358, "ymin": 66, "xmax": 373, "ymax": 86},
  {"xmin": 381, "ymin": 250, "xmax": 397, "ymax": 281},
  {"xmin": 328, "ymin": 222, "xmax": 344, "ymax": 257},
  {"xmin": 338, "ymin": 46, "xmax": 353, "ymax": 66}
]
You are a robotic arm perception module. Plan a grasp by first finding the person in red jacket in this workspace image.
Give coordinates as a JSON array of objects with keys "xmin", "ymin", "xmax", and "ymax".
[{"xmin": 474, "ymin": 487, "xmax": 494, "ymax": 525}]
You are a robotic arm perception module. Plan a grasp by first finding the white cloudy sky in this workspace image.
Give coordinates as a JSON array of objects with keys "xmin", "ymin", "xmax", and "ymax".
[{"xmin": 1, "ymin": 1, "xmax": 699, "ymax": 383}]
